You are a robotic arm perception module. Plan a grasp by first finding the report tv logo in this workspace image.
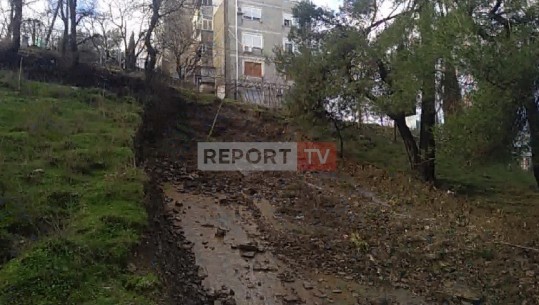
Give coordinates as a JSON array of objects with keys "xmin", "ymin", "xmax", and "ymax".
[{"xmin": 197, "ymin": 142, "xmax": 337, "ymax": 171}]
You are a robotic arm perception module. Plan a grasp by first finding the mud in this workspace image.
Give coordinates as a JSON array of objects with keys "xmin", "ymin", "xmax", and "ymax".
[{"xmin": 163, "ymin": 184, "xmax": 429, "ymax": 305}]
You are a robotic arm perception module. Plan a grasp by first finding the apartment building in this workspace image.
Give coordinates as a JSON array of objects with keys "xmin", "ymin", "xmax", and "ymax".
[
  {"xmin": 212, "ymin": 0, "xmax": 298, "ymax": 102},
  {"xmin": 160, "ymin": 0, "xmax": 215, "ymax": 92},
  {"xmin": 192, "ymin": 0, "xmax": 216, "ymax": 92}
]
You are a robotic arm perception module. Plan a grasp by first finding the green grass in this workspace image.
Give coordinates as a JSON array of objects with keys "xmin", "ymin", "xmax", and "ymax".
[
  {"xmin": 300, "ymin": 118, "xmax": 539, "ymax": 211},
  {"xmin": 0, "ymin": 71, "xmax": 159, "ymax": 305}
]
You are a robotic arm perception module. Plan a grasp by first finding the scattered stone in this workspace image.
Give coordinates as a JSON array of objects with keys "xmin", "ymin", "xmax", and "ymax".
[
  {"xmin": 303, "ymin": 281, "xmax": 314, "ymax": 290},
  {"xmin": 253, "ymin": 262, "xmax": 276, "ymax": 272},
  {"xmin": 215, "ymin": 227, "xmax": 228, "ymax": 238},
  {"xmin": 241, "ymin": 251, "xmax": 256, "ymax": 258},
  {"xmin": 216, "ymin": 194, "xmax": 229, "ymax": 205},
  {"xmin": 313, "ymin": 291, "xmax": 328, "ymax": 298},
  {"xmin": 444, "ymin": 283, "xmax": 483, "ymax": 304},
  {"xmin": 332, "ymin": 289, "xmax": 342, "ymax": 294},
  {"xmin": 198, "ymin": 267, "xmax": 208, "ymax": 279},
  {"xmin": 237, "ymin": 242, "xmax": 259, "ymax": 252},
  {"xmin": 283, "ymin": 295, "xmax": 300, "ymax": 304}
]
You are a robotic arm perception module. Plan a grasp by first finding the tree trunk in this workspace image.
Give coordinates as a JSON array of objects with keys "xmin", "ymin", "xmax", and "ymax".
[
  {"xmin": 45, "ymin": 0, "xmax": 61, "ymax": 48},
  {"xmin": 419, "ymin": 90, "xmax": 436, "ymax": 182},
  {"xmin": 526, "ymin": 97, "xmax": 539, "ymax": 187},
  {"xmin": 10, "ymin": 0, "xmax": 23, "ymax": 52},
  {"xmin": 60, "ymin": 0, "xmax": 68, "ymax": 55},
  {"xmin": 68, "ymin": 0, "xmax": 78, "ymax": 66},
  {"xmin": 7, "ymin": 0, "xmax": 14, "ymax": 38},
  {"xmin": 442, "ymin": 62, "xmax": 462, "ymax": 116},
  {"xmin": 333, "ymin": 120, "xmax": 344, "ymax": 159},
  {"xmin": 144, "ymin": 0, "xmax": 161, "ymax": 83},
  {"xmin": 394, "ymin": 115, "xmax": 420, "ymax": 171},
  {"xmin": 125, "ymin": 32, "xmax": 136, "ymax": 71}
]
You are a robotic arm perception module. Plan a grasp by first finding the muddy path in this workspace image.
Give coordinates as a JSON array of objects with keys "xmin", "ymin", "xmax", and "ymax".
[
  {"xmin": 137, "ymin": 100, "xmax": 435, "ymax": 305},
  {"xmin": 139, "ymin": 98, "xmax": 539, "ymax": 305},
  {"xmin": 162, "ymin": 184, "xmax": 427, "ymax": 305}
]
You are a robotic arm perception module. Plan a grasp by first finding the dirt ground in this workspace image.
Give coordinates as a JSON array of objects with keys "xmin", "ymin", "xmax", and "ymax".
[{"xmin": 139, "ymin": 99, "xmax": 539, "ymax": 305}]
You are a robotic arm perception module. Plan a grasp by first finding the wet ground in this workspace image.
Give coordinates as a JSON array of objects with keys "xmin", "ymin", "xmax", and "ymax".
[
  {"xmin": 163, "ymin": 184, "xmax": 429, "ymax": 305},
  {"xmin": 137, "ymin": 99, "xmax": 539, "ymax": 305}
]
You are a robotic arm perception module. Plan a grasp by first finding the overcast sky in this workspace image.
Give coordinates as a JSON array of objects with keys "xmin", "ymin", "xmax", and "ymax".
[{"xmin": 313, "ymin": 0, "xmax": 342, "ymax": 11}]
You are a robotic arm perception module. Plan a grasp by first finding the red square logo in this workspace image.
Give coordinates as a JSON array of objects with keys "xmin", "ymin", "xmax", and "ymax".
[{"xmin": 297, "ymin": 142, "xmax": 337, "ymax": 171}]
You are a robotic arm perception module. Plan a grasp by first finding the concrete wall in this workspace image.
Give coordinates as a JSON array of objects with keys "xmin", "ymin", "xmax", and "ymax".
[
  {"xmin": 213, "ymin": 2, "xmax": 227, "ymax": 86},
  {"xmin": 214, "ymin": 0, "xmax": 297, "ymax": 88}
]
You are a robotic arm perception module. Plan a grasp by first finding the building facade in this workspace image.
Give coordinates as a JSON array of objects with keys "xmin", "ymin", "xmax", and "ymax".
[
  {"xmin": 193, "ymin": 0, "xmax": 216, "ymax": 92},
  {"xmin": 212, "ymin": 0, "xmax": 297, "ymax": 105},
  {"xmin": 159, "ymin": 0, "xmax": 215, "ymax": 91}
]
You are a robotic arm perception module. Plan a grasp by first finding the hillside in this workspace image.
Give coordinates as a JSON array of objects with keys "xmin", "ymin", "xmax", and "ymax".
[
  {"xmin": 142, "ymin": 95, "xmax": 538, "ymax": 304},
  {"xmin": 0, "ymin": 72, "xmax": 538, "ymax": 305},
  {"xmin": 0, "ymin": 72, "xmax": 159, "ymax": 305}
]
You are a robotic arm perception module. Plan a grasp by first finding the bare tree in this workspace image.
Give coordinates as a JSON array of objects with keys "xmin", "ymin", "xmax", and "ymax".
[
  {"xmin": 158, "ymin": 9, "xmax": 201, "ymax": 79},
  {"xmin": 9, "ymin": 0, "xmax": 23, "ymax": 52},
  {"xmin": 44, "ymin": 0, "xmax": 60, "ymax": 47},
  {"xmin": 0, "ymin": 1, "xmax": 11, "ymax": 38},
  {"xmin": 143, "ymin": 0, "xmax": 186, "ymax": 81}
]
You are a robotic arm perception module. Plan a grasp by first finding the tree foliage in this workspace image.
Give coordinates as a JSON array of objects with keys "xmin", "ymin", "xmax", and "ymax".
[{"xmin": 279, "ymin": 0, "xmax": 539, "ymax": 186}]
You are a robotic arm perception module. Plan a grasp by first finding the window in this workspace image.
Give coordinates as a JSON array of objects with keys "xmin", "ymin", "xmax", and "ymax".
[
  {"xmin": 199, "ymin": 44, "xmax": 207, "ymax": 54},
  {"xmin": 242, "ymin": 32, "xmax": 263, "ymax": 50},
  {"xmin": 200, "ymin": 0, "xmax": 211, "ymax": 6},
  {"xmin": 242, "ymin": 6, "xmax": 262, "ymax": 20},
  {"xmin": 283, "ymin": 13, "xmax": 297, "ymax": 27},
  {"xmin": 244, "ymin": 61, "xmax": 262, "ymax": 77},
  {"xmin": 283, "ymin": 38, "xmax": 297, "ymax": 53},
  {"xmin": 201, "ymin": 18, "xmax": 212, "ymax": 30}
]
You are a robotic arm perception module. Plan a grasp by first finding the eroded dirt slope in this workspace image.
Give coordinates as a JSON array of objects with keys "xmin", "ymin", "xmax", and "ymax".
[{"xmin": 142, "ymin": 99, "xmax": 538, "ymax": 305}]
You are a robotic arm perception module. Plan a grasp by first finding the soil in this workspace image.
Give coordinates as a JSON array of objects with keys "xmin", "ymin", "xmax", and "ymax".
[
  {"xmin": 4, "ymin": 53, "xmax": 536, "ymax": 304},
  {"xmin": 136, "ymin": 98, "xmax": 539, "ymax": 305}
]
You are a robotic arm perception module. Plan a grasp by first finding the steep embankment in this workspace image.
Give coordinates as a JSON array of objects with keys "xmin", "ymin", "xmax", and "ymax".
[
  {"xmin": 0, "ymin": 73, "xmax": 159, "ymax": 305},
  {"xmin": 142, "ymin": 96, "xmax": 539, "ymax": 305}
]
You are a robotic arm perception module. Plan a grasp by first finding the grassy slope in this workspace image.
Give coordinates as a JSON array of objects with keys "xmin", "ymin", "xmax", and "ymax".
[
  {"xmin": 300, "ymin": 119, "xmax": 539, "ymax": 213},
  {"xmin": 0, "ymin": 72, "xmax": 159, "ymax": 305}
]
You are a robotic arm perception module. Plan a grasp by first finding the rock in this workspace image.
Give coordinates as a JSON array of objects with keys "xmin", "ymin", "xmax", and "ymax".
[
  {"xmin": 241, "ymin": 251, "xmax": 256, "ymax": 258},
  {"xmin": 215, "ymin": 227, "xmax": 228, "ymax": 238},
  {"xmin": 332, "ymin": 289, "xmax": 342, "ymax": 294},
  {"xmin": 253, "ymin": 262, "xmax": 276, "ymax": 272},
  {"xmin": 303, "ymin": 281, "xmax": 314, "ymax": 290},
  {"xmin": 283, "ymin": 295, "xmax": 301, "ymax": 303},
  {"xmin": 313, "ymin": 291, "xmax": 328, "ymax": 298},
  {"xmin": 237, "ymin": 242, "xmax": 260, "ymax": 252},
  {"xmin": 216, "ymin": 194, "xmax": 229, "ymax": 204},
  {"xmin": 198, "ymin": 267, "xmax": 208, "ymax": 279},
  {"xmin": 444, "ymin": 283, "xmax": 483, "ymax": 304}
]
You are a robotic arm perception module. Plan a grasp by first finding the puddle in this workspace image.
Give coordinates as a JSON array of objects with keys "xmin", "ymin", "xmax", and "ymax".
[
  {"xmin": 163, "ymin": 184, "xmax": 430, "ymax": 305},
  {"xmin": 164, "ymin": 185, "xmax": 323, "ymax": 304}
]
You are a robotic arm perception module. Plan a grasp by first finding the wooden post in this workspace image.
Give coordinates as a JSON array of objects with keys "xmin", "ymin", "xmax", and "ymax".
[
  {"xmin": 18, "ymin": 57, "xmax": 23, "ymax": 91},
  {"xmin": 393, "ymin": 120, "xmax": 397, "ymax": 142}
]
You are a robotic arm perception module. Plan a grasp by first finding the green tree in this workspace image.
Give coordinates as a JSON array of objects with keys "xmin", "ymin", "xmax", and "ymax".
[{"xmin": 437, "ymin": 0, "xmax": 539, "ymax": 186}]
